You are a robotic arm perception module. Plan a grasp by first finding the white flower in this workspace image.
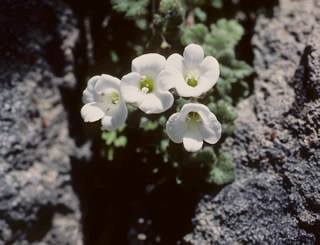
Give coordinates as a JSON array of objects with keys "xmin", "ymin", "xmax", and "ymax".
[
  {"xmin": 166, "ymin": 103, "xmax": 221, "ymax": 152},
  {"xmin": 120, "ymin": 53, "xmax": 174, "ymax": 114},
  {"xmin": 157, "ymin": 43, "xmax": 219, "ymax": 97},
  {"xmin": 81, "ymin": 74, "xmax": 128, "ymax": 131}
]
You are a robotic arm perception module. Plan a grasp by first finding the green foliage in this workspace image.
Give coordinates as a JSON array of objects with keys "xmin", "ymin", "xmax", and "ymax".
[
  {"xmin": 210, "ymin": 0, "xmax": 223, "ymax": 9},
  {"xmin": 172, "ymin": 16, "xmax": 250, "ymax": 186},
  {"xmin": 180, "ymin": 24, "xmax": 208, "ymax": 46},
  {"xmin": 192, "ymin": 147, "xmax": 217, "ymax": 163},
  {"xmin": 102, "ymin": 124, "xmax": 127, "ymax": 161},
  {"xmin": 139, "ymin": 117, "xmax": 159, "ymax": 131},
  {"xmin": 153, "ymin": 0, "xmax": 184, "ymax": 38},
  {"xmin": 216, "ymin": 78, "xmax": 232, "ymax": 95},
  {"xmin": 114, "ymin": 136, "xmax": 127, "ymax": 147},
  {"xmin": 159, "ymin": 138, "xmax": 170, "ymax": 162},
  {"xmin": 215, "ymin": 100, "xmax": 237, "ymax": 123},
  {"xmin": 135, "ymin": 18, "xmax": 148, "ymax": 30},
  {"xmin": 207, "ymin": 99, "xmax": 237, "ymax": 135},
  {"xmin": 103, "ymin": 131, "xmax": 117, "ymax": 146},
  {"xmin": 171, "ymin": 147, "xmax": 236, "ymax": 187},
  {"xmin": 111, "ymin": 0, "xmax": 150, "ymax": 30},
  {"xmin": 159, "ymin": 0, "xmax": 183, "ymax": 15},
  {"xmin": 176, "ymin": 97, "xmax": 191, "ymax": 111},
  {"xmin": 181, "ymin": 19, "xmax": 253, "ymax": 103},
  {"xmin": 110, "ymin": 50, "xmax": 119, "ymax": 63},
  {"xmin": 208, "ymin": 151, "xmax": 236, "ymax": 185},
  {"xmin": 220, "ymin": 61, "xmax": 253, "ymax": 82},
  {"xmin": 194, "ymin": 7, "xmax": 207, "ymax": 22},
  {"xmin": 111, "ymin": 0, "xmax": 149, "ymax": 18},
  {"xmin": 181, "ymin": 19, "xmax": 244, "ymax": 59},
  {"xmin": 184, "ymin": 0, "xmax": 207, "ymax": 6}
]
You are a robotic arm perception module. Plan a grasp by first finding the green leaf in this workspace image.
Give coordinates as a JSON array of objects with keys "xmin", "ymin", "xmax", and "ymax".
[
  {"xmin": 192, "ymin": 147, "xmax": 217, "ymax": 163},
  {"xmin": 117, "ymin": 123, "xmax": 127, "ymax": 133},
  {"xmin": 216, "ymin": 78, "xmax": 232, "ymax": 96},
  {"xmin": 111, "ymin": 0, "xmax": 149, "ymax": 18},
  {"xmin": 114, "ymin": 136, "xmax": 128, "ymax": 147},
  {"xmin": 201, "ymin": 19, "xmax": 244, "ymax": 58},
  {"xmin": 216, "ymin": 100, "xmax": 237, "ymax": 123},
  {"xmin": 176, "ymin": 176, "xmax": 182, "ymax": 184},
  {"xmin": 159, "ymin": 0, "xmax": 183, "ymax": 15},
  {"xmin": 139, "ymin": 117, "xmax": 159, "ymax": 131},
  {"xmin": 219, "ymin": 64, "xmax": 234, "ymax": 78},
  {"xmin": 222, "ymin": 123, "xmax": 236, "ymax": 135},
  {"xmin": 110, "ymin": 50, "xmax": 119, "ymax": 63},
  {"xmin": 240, "ymin": 80, "xmax": 250, "ymax": 97},
  {"xmin": 208, "ymin": 95, "xmax": 214, "ymax": 103},
  {"xmin": 194, "ymin": 7, "xmax": 207, "ymax": 22},
  {"xmin": 209, "ymin": 151, "xmax": 236, "ymax": 185},
  {"xmin": 159, "ymin": 115, "xmax": 167, "ymax": 126},
  {"xmin": 213, "ymin": 19, "xmax": 244, "ymax": 43},
  {"xmin": 160, "ymin": 139, "xmax": 170, "ymax": 152},
  {"xmin": 127, "ymin": 103, "xmax": 138, "ymax": 113},
  {"xmin": 107, "ymin": 147, "xmax": 114, "ymax": 161},
  {"xmin": 211, "ymin": 0, "xmax": 223, "ymax": 9},
  {"xmin": 133, "ymin": 44, "xmax": 144, "ymax": 56},
  {"xmin": 180, "ymin": 23, "xmax": 208, "ymax": 46},
  {"xmin": 135, "ymin": 18, "xmax": 148, "ymax": 30},
  {"xmin": 102, "ymin": 131, "xmax": 117, "ymax": 146},
  {"xmin": 207, "ymin": 102, "xmax": 217, "ymax": 114},
  {"xmin": 176, "ymin": 97, "xmax": 191, "ymax": 111},
  {"xmin": 163, "ymin": 152, "xmax": 169, "ymax": 163},
  {"xmin": 231, "ymin": 60, "xmax": 254, "ymax": 79},
  {"xmin": 172, "ymin": 161, "xmax": 179, "ymax": 168}
]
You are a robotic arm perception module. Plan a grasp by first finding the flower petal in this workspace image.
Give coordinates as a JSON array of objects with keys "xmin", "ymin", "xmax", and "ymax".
[
  {"xmin": 199, "ymin": 56, "xmax": 220, "ymax": 88},
  {"xmin": 175, "ymin": 80, "xmax": 205, "ymax": 97},
  {"xmin": 183, "ymin": 44, "xmax": 204, "ymax": 69},
  {"xmin": 82, "ymin": 76, "xmax": 100, "ymax": 104},
  {"xmin": 178, "ymin": 103, "xmax": 209, "ymax": 120},
  {"xmin": 132, "ymin": 53, "xmax": 166, "ymax": 79},
  {"xmin": 120, "ymin": 72, "xmax": 144, "ymax": 103},
  {"xmin": 156, "ymin": 66, "xmax": 184, "ymax": 91},
  {"xmin": 81, "ymin": 102, "xmax": 105, "ymax": 122},
  {"xmin": 175, "ymin": 76, "xmax": 216, "ymax": 97},
  {"xmin": 199, "ymin": 113, "xmax": 221, "ymax": 144},
  {"xmin": 183, "ymin": 128, "xmax": 203, "ymax": 152},
  {"xmin": 166, "ymin": 53, "xmax": 185, "ymax": 74},
  {"xmin": 183, "ymin": 103, "xmax": 221, "ymax": 144},
  {"xmin": 194, "ymin": 76, "xmax": 215, "ymax": 96},
  {"xmin": 101, "ymin": 101, "xmax": 128, "ymax": 131},
  {"xmin": 166, "ymin": 113, "xmax": 188, "ymax": 143},
  {"xmin": 137, "ymin": 90, "xmax": 174, "ymax": 114},
  {"xmin": 95, "ymin": 74, "xmax": 121, "ymax": 94}
]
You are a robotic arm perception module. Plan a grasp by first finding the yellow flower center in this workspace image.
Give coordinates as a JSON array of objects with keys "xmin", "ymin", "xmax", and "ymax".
[
  {"xmin": 111, "ymin": 92, "xmax": 119, "ymax": 104},
  {"xmin": 100, "ymin": 89, "xmax": 120, "ymax": 110},
  {"xmin": 187, "ymin": 111, "xmax": 201, "ymax": 121},
  {"xmin": 139, "ymin": 77, "xmax": 154, "ymax": 93},
  {"xmin": 185, "ymin": 74, "xmax": 198, "ymax": 87}
]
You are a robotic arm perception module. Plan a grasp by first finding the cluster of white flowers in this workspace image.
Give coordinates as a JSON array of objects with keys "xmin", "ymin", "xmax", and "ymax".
[{"xmin": 81, "ymin": 44, "xmax": 221, "ymax": 152}]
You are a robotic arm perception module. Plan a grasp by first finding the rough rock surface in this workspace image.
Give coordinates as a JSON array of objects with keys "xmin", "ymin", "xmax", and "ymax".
[
  {"xmin": 0, "ymin": 0, "xmax": 90, "ymax": 244},
  {"xmin": 185, "ymin": 0, "xmax": 320, "ymax": 244}
]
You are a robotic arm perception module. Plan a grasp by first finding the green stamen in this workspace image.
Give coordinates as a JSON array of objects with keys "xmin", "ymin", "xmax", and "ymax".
[
  {"xmin": 188, "ymin": 112, "xmax": 200, "ymax": 121},
  {"xmin": 139, "ymin": 77, "xmax": 154, "ymax": 93},
  {"xmin": 111, "ymin": 92, "xmax": 119, "ymax": 104},
  {"xmin": 186, "ymin": 75, "xmax": 198, "ymax": 87}
]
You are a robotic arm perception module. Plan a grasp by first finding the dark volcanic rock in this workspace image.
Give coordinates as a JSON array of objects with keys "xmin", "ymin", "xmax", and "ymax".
[
  {"xmin": 185, "ymin": 173, "xmax": 315, "ymax": 244},
  {"xmin": 0, "ymin": 0, "xmax": 90, "ymax": 244},
  {"xmin": 186, "ymin": 0, "xmax": 320, "ymax": 244},
  {"xmin": 304, "ymin": 27, "xmax": 320, "ymax": 101}
]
